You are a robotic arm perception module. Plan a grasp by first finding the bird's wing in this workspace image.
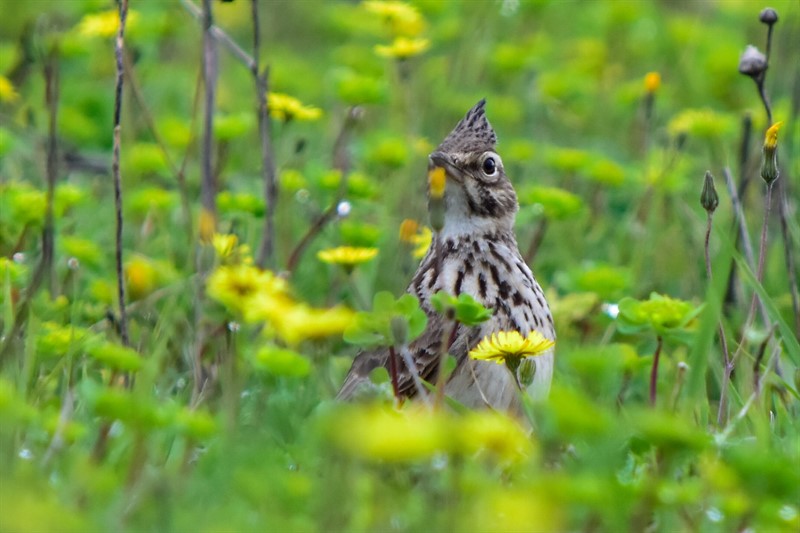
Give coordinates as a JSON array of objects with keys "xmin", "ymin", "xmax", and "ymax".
[{"xmin": 336, "ymin": 309, "xmax": 454, "ymax": 400}]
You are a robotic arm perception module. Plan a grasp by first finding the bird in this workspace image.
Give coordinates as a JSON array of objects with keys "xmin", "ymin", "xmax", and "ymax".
[{"xmin": 337, "ymin": 99, "xmax": 555, "ymax": 412}]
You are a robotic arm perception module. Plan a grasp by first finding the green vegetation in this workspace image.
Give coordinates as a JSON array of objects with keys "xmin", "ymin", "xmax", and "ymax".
[{"xmin": 1, "ymin": 1, "xmax": 798, "ymax": 531}]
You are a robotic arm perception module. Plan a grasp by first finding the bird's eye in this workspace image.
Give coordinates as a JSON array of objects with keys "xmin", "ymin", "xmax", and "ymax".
[{"xmin": 482, "ymin": 157, "xmax": 497, "ymax": 175}]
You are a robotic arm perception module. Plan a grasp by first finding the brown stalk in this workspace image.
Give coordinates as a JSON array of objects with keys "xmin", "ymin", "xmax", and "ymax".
[
  {"xmin": 649, "ymin": 335, "xmax": 663, "ymax": 406},
  {"xmin": 251, "ymin": 0, "xmax": 278, "ymax": 269},
  {"xmin": 112, "ymin": 0, "xmax": 131, "ymax": 348},
  {"xmin": 180, "ymin": 0, "xmax": 256, "ymax": 72},
  {"xmin": 704, "ymin": 210, "xmax": 732, "ymax": 427},
  {"xmin": 200, "ymin": 0, "xmax": 218, "ymax": 221}
]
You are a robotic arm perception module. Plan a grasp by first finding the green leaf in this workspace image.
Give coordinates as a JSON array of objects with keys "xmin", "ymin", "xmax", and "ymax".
[
  {"xmin": 87, "ymin": 342, "xmax": 143, "ymax": 372},
  {"xmin": 253, "ymin": 346, "xmax": 312, "ymax": 378}
]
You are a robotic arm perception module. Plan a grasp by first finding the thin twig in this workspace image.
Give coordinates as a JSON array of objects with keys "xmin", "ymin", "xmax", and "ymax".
[
  {"xmin": 754, "ymin": 17, "xmax": 800, "ymax": 336},
  {"xmin": 112, "ymin": 0, "xmax": 130, "ymax": 347},
  {"xmin": 752, "ymin": 324, "xmax": 777, "ymax": 395},
  {"xmin": 649, "ymin": 335, "xmax": 663, "ymax": 406},
  {"xmin": 179, "ymin": 0, "xmax": 256, "ymax": 71},
  {"xmin": 723, "ymin": 182, "xmax": 774, "ymax": 424},
  {"xmin": 722, "ymin": 167, "xmax": 768, "ymax": 324},
  {"xmin": 705, "ymin": 211, "xmax": 732, "ymax": 427},
  {"xmin": 38, "ymin": 47, "xmax": 59, "ymax": 297},
  {"xmin": 200, "ymin": 0, "xmax": 218, "ymax": 221},
  {"xmin": 388, "ymin": 346, "xmax": 401, "ymax": 399},
  {"xmin": 252, "ymin": 0, "xmax": 277, "ymax": 269}
]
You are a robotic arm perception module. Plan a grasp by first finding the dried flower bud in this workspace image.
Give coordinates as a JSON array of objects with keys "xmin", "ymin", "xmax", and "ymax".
[
  {"xmin": 738, "ymin": 45, "xmax": 767, "ymax": 78},
  {"xmin": 759, "ymin": 8, "xmax": 778, "ymax": 25},
  {"xmin": 761, "ymin": 121, "xmax": 783, "ymax": 185},
  {"xmin": 700, "ymin": 171, "xmax": 719, "ymax": 214}
]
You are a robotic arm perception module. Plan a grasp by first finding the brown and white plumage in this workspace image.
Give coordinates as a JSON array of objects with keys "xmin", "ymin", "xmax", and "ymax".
[{"xmin": 337, "ymin": 100, "xmax": 554, "ymax": 411}]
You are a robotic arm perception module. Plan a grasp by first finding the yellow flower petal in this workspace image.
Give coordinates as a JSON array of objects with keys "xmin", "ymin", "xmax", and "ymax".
[
  {"xmin": 375, "ymin": 37, "xmax": 430, "ymax": 59},
  {"xmin": 469, "ymin": 330, "xmax": 554, "ymax": 363},
  {"xmin": 317, "ymin": 246, "xmax": 378, "ymax": 267},
  {"xmin": 764, "ymin": 120, "xmax": 784, "ymax": 150}
]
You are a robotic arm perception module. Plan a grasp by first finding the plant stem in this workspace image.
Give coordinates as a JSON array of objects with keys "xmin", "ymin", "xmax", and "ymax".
[
  {"xmin": 112, "ymin": 0, "xmax": 130, "ymax": 347},
  {"xmin": 524, "ymin": 217, "xmax": 548, "ymax": 264},
  {"xmin": 705, "ymin": 212, "xmax": 732, "ymax": 427},
  {"xmin": 251, "ymin": 0, "xmax": 278, "ymax": 269},
  {"xmin": 649, "ymin": 335, "xmax": 663, "ymax": 406},
  {"xmin": 200, "ymin": 0, "xmax": 218, "ymax": 223},
  {"xmin": 388, "ymin": 346, "xmax": 400, "ymax": 400}
]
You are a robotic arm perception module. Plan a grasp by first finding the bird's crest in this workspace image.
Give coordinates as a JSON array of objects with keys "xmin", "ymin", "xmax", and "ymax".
[{"xmin": 437, "ymin": 99, "xmax": 497, "ymax": 153}]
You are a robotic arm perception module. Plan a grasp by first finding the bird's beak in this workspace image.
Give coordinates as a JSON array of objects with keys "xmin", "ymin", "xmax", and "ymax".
[{"xmin": 428, "ymin": 151, "xmax": 463, "ymax": 183}]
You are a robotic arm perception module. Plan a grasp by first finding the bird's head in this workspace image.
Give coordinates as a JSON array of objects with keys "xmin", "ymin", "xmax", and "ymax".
[{"xmin": 428, "ymin": 99, "xmax": 519, "ymax": 236}]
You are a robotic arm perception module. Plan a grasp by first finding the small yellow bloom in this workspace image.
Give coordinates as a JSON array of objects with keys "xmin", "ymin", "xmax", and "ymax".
[
  {"xmin": 269, "ymin": 304, "xmax": 355, "ymax": 345},
  {"xmin": 317, "ymin": 246, "xmax": 378, "ymax": 267},
  {"xmin": 457, "ymin": 411, "xmax": 534, "ymax": 462},
  {"xmin": 207, "ymin": 264, "xmax": 288, "ymax": 316},
  {"xmin": 469, "ymin": 330, "xmax": 555, "ymax": 364},
  {"xmin": 363, "ymin": 1, "xmax": 425, "ymax": 37},
  {"xmin": 375, "ymin": 37, "xmax": 430, "ymax": 59},
  {"xmin": 428, "ymin": 166, "xmax": 446, "ymax": 199},
  {"xmin": 764, "ymin": 120, "xmax": 784, "ymax": 149},
  {"xmin": 268, "ymin": 92, "xmax": 322, "ymax": 122},
  {"xmin": 0, "ymin": 76, "xmax": 20, "ymax": 104},
  {"xmin": 211, "ymin": 233, "xmax": 238, "ymax": 259},
  {"xmin": 329, "ymin": 405, "xmax": 447, "ymax": 462},
  {"xmin": 125, "ymin": 255, "xmax": 158, "ymax": 300},
  {"xmin": 76, "ymin": 9, "xmax": 139, "ymax": 38},
  {"xmin": 644, "ymin": 71, "xmax": 661, "ymax": 93}
]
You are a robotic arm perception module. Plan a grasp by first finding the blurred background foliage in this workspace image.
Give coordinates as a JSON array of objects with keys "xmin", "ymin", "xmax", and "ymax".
[{"xmin": 0, "ymin": 0, "xmax": 798, "ymax": 531}]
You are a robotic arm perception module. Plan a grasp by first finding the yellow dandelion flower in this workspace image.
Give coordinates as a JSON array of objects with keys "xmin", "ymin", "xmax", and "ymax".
[
  {"xmin": 269, "ymin": 304, "xmax": 355, "ymax": 345},
  {"xmin": 456, "ymin": 411, "xmax": 534, "ymax": 462},
  {"xmin": 317, "ymin": 246, "xmax": 378, "ymax": 267},
  {"xmin": 125, "ymin": 255, "xmax": 158, "ymax": 300},
  {"xmin": 375, "ymin": 37, "xmax": 430, "ymax": 59},
  {"xmin": 0, "ymin": 76, "xmax": 20, "ymax": 104},
  {"xmin": 764, "ymin": 120, "xmax": 784, "ymax": 149},
  {"xmin": 328, "ymin": 405, "xmax": 447, "ymax": 462},
  {"xmin": 268, "ymin": 92, "xmax": 322, "ymax": 122},
  {"xmin": 428, "ymin": 166, "xmax": 446, "ymax": 199},
  {"xmin": 76, "ymin": 9, "xmax": 139, "ymax": 38},
  {"xmin": 411, "ymin": 226, "xmax": 432, "ymax": 259},
  {"xmin": 644, "ymin": 71, "xmax": 661, "ymax": 93},
  {"xmin": 362, "ymin": 0, "xmax": 425, "ymax": 37},
  {"xmin": 207, "ymin": 264, "xmax": 288, "ymax": 316},
  {"xmin": 469, "ymin": 330, "xmax": 554, "ymax": 364},
  {"xmin": 211, "ymin": 233, "xmax": 238, "ymax": 259}
]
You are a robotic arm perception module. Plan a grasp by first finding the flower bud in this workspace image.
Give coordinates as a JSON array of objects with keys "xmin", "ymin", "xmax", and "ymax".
[
  {"xmin": 738, "ymin": 45, "xmax": 767, "ymax": 78},
  {"xmin": 759, "ymin": 8, "xmax": 778, "ymax": 25},
  {"xmin": 761, "ymin": 121, "xmax": 783, "ymax": 185},
  {"xmin": 700, "ymin": 171, "xmax": 719, "ymax": 214},
  {"xmin": 644, "ymin": 72, "xmax": 661, "ymax": 93}
]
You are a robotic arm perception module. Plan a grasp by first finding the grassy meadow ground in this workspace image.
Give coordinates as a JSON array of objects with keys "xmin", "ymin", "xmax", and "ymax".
[{"xmin": 0, "ymin": 0, "xmax": 799, "ymax": 531}]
